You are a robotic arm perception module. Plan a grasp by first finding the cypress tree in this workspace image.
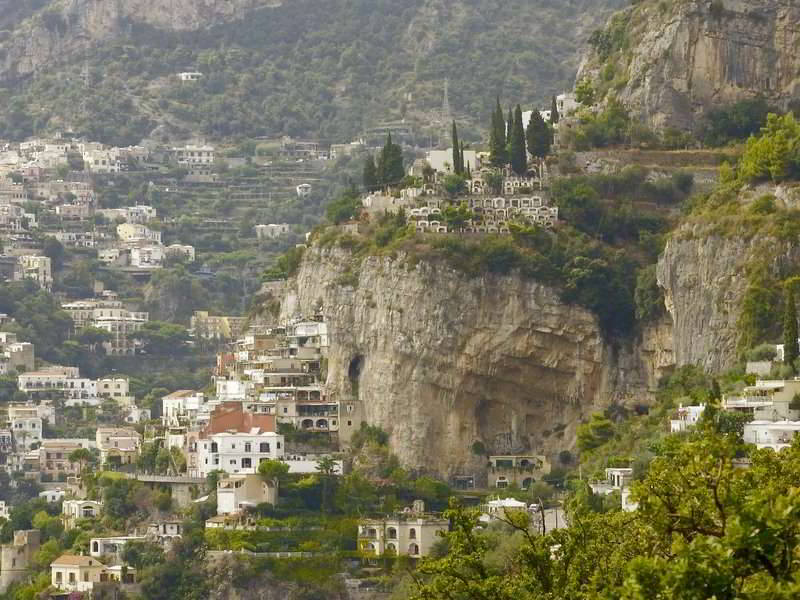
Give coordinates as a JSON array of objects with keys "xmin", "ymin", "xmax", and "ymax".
[
  {"xmin": 460, "ymin": 141, "xmax": 466, "ymax": 177},
  {"xmin": 509, "ymin": 104, "xmax": 527, "ymax": 175},
  {"xmin": 526, "ymin": 109, "xmax": 552, "ymax": 160},
  {"xmin": 489, "ymin": 97, "xmax": 507, "ymax": 167},
  {"xmin": 378, "ymin": 133, "xmax": 404, "ymax": 186},
  {"xmin": 550, "ymin": 95, "xmax": 559, "ymax": 124},
  {"xmin": 784, "ymin": 286, "xmax": 799, "ymax": 370},
  {"xmin": 507, "ymin": 107, "xmax": 514, "ymax": 150},
  {"xmin": 451, "ymin": 121, "xmax": 462, "ymax": 175},
  {"xmin": 363, "ymin": 155, "xmax": 378, "ymax": 191}
]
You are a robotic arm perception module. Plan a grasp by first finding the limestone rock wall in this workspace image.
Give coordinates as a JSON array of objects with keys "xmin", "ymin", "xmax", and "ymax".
[
  {"xmin": 281, "ymin": 246, "xmax": 661, "ymax": 478},
  {"xmin": 580, "ymin": 0, "xmax": 800, "ymax": 130}
]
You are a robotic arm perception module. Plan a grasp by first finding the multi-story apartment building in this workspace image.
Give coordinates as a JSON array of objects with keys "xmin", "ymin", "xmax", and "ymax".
[
  {"xmin": 18, "ymin": 255, "xmax": 52, "ymax": 290},
  {"xmin": 39, "ymin": 438, "xmax": 94, "ymax": 477},
  {"xmin": 17, "ymin": 366, "xmax": 97, "ymax": 404},
  {"xmin": 358, "ymin": 505, "xmax": 448, "ymax": 558},
  {"xmin": 0, "ymin": 331, "xmax": 34, "ymax": 374},
  {"xmin": 116, "ymin": 223, "xmax": 162, "ymax": 243},
  {"xmin": 62, "ymin": 300, "xmax": 149, "ymax": 356},
  {"xmin": 6, "ymin": 405, "xmax": 42, "ymax": 450},
  {"xmin": 194, "ymin": 403, "xmax": 282, "ymax": 477},
  {"xmin": 96, "ymin": 427, "xmax": 141, "ymax": 466},
  {"xmin": 190, "ymin": 311, "xmax": 247, "ymax": 341}
]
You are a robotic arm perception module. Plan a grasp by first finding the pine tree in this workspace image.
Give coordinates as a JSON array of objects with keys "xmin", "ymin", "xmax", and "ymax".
[
  {"xmin": 489, "ymin": 97, "xmax": 507, "ymax": 167},
  {"xmin": 510, "ymin": 104, "xmax": 527, "ymax": 175},
  {"xmin": 451, "ymin": 121, "xmax": 462, "ymax": 175},
  {"xmin": 550, "ymin": 95, "xmax": 559, "ymax": 124},
  {"xmin": 784, "ymin": 286, "xmax": 799, "ymax": 370},
  {"xmin": 526, "ymin": 109, "xmax": 552, "ymax": 160},
  {"xmin": 363, "ymin": 155, "xmax": 378, "ymax": 191}
]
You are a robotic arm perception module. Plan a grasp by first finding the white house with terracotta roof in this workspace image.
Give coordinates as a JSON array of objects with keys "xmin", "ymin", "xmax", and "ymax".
[{"xmin": 50, "ymin": 554, "xmax": 107, "ymax": 592}]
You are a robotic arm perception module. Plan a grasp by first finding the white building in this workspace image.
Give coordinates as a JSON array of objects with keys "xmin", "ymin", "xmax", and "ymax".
[
  {"xmin": 743, "ymin": 421, "xmax": 800, "ymax": 451},
  {"xmin": 425, "ymin": 149, "xmax": 477, "ymax": 174},
  {"xmin": 358, "ymin": 506, "xmax": 448, "ymax": 558},
  {"xmin": 129, "ymin": 244, "xmax": 165, "ymax": 269},
  {"xmin": 18, "ymin": 255, "xmax": 52, "ymax": 290},
  {"xmin": 89, "ymin": 536, "xmax": 147, "ymax": 560},
  {"xmin": 8, "ymin": 405, "xmax": 42, "ymax": 450},
  {"xmin": 117, "ymin": 223, "xmax": 162, "ymax": 244},
  {"xmin": 556, "ymin": 93, "xmax": 580, "ymax": 117},
  {"xmin": 18, "ymin": 366, "xmax": 97, "ymax": 404},
  {"xmin": 62, "ymin": 500, "xmax": 102, "ymax": 528},
  {"xmin": 39, "ymin": 489, "xmax": 66, "ymax": 503},
  {"xmin": 96, "ymin": 427, "xmax": 141, "ymax": 466},
  {"xmin": 723, "ymin": 379, "xmax": 800, "ymax": 421},
  {"xmin": 62, "ymin": 300, "xmax": 149, "ymax": 356},
  {"xmin": 589, "ymin": 468, "xmax": 634, "ymax": 496},
  {"xmin": 82, "ymin": 148, "xmax": 121, "ymax": 173},
  {"xmin": 216, "ymin": 473, "xmax": 278, "ymax": 515},
  {"xmin": 165, "ymin": 244, "xmax": 195, "ymax": 262},
  {"xmin": 50, "ymin": 555, "xmax": 109, "ymax": 592},
  {"xmin": 162, "ymin": 390, "xmax": 206, "ymax": 427},
  {"xmin": 670, "ymin": 403, "xmax": 706, "ymax": 433},
  {"xmin": 177, "ymin": 72, "xmax": 203, "ymax": 82},
  {"xmin": 196, "ymin": 430, "xmax": 284, "ymax": 478},
  {"xmin": 255, "ymin": 223, "xmax": 291, "ymax": 240}
]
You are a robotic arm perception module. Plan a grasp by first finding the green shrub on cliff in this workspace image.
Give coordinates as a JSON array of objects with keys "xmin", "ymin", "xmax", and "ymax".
[{"xmin": 739, "ymin": 113, "xmax": 800, "ymax": 183}]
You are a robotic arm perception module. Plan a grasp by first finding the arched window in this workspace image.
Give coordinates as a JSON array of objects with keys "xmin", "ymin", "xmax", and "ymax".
[
  {"xmin": 408, "ymin": 528, "xmax": 416, "ymax": 540},
  {"xmin": 387, "ymin": 527, "xmax": 397, "ymax": 539},
  {"xmin": 408, "ymin": 543, "xmax": 419, "ymax": 555}
]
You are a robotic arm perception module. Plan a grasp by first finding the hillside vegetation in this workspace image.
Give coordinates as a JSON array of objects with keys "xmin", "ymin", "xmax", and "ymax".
[{"xmin": 0, "ymin": 0, "xmax": 624, "ymax": 144}]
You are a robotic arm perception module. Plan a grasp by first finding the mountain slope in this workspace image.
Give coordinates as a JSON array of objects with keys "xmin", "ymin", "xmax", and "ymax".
[{"xmin": 0, "ymin": 0, "xmax": 624, "ymax": 144}]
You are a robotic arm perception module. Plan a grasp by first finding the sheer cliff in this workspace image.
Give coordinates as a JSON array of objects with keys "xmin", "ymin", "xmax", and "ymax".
[
  {"xmin": 579, "ymin": 0, "xmax": 800, "ymax": 131},
  {"xmin": 279, "ymin": 246, "xmax": 671, "ymax": 479},
  {"xmin": 657, "ymin": 184, "xmax": 800, "ymax": 373}
]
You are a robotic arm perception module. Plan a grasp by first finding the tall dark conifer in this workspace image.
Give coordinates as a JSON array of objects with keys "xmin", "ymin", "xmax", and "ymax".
[
  {"xmin": 489, "ymin": 97, "xmax": 507, "ymax": 167},
  {"xmin": 451, "ymin": 121, "xmax": 462, "ymax": 175},
  {"xmin": 526, "ymin": 109, "xmax": 552, "ymax": 160},
  {"xmin": 507, "ymin": 107, "xmax": 514, "ymax": 153},
  {"xmin": 363, "ymin": 155, "xmax": 378, "ymax": 191},
  {"xmin": 550, "ymin": 95, "xmax": 559, "ymax": 124},
  {"xmin": 509, "ymin": 104, "xmax": 527, "ymax": 175},
  {"xmin": 784, "ymin": 286, "xmax": 799, "ymax": 370}
]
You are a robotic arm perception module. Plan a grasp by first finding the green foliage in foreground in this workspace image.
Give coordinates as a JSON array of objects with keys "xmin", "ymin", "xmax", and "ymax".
[{"xmin": 412, "ymin": 429, "xmax": 800, "ymax": 600}]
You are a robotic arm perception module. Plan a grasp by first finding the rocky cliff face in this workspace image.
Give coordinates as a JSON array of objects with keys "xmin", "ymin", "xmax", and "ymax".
[
  {"xmin": 657, "ymin": 184, "xmax": 800, "ymax": 372},
  {"xmin": 580, "ymin": 0, "xmax": 800, "ymax": 130},
  {"xmin": 0, "ymin": 0, "xmax": 279, "ymax": 80},
  {"xmin": 280, "ymin": 246, "xmax": 665, "ymax": 479}
]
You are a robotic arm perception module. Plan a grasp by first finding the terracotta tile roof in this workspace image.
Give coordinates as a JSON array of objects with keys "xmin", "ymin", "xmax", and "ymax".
[{"xmin": 50, "ymin": 554, "xmax": 105, "ymax": 567}]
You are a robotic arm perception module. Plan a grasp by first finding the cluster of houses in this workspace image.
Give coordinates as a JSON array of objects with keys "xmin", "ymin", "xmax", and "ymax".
[{"xmin": 671, "ymin": 377, "xmax": 800, "ymax": 451}]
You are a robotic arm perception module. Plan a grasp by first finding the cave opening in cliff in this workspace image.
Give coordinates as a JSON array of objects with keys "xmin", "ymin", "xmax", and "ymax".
[{"xmin": 348, "ymin": 355, "xmax": 364, "ymax": 382}]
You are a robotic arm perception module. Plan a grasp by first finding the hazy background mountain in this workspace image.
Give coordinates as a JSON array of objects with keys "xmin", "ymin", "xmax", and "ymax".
[{"xmin": 0, "ymin": 0, "xmax": 625, "ymax": 145}]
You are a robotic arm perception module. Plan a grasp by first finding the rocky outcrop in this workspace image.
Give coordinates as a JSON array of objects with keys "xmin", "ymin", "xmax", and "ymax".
[
  {"xmin": 580, "ymin": 0, "xmax": 800, "ymax": 130},
  {"xmin": 280, "ymin": 246, "xmax": 663, "ymax": 479},
  {"xmin": 657, "ymin": 185, "xmax": 800, "ymax": 372},
  {"xmin": 0, "ymin": 0, "xmax": 280, "ymax": 80}
]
